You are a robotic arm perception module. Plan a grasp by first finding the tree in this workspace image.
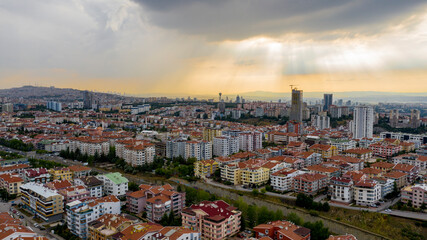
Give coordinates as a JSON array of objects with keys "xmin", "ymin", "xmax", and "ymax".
[
  {"xmin": 128, "ymin": 182, "xmax": 140, "ymax": 192},
  {"xmin": 240, "ymin": 215, "xmax": 246, "ymax": 230},
  {"xmin": 257, "ymin": 206, "xmax": 271, "ymax": 225},
  {"xmin": 274, "ymin": 209, "xmax": 284, "ymax": 221},
  {"xmin": 303, "ymin": 221, "xmax": 330, "ymax": 240},
  {"xmin": 286, "ymin": 212, "xmax": 303, "ymax": 226},
  {"xmin": 247, "ymin": 205, "xmax": 257, "ymax": 228},
  {"xmin": 252, "ymin": 189, "xmax": 259, "ymax": 196}
]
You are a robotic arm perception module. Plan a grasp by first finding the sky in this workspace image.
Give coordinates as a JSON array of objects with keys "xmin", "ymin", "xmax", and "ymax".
[{"xmin": 1, "ymin": 0, "xmax": 427, "ymax": 96}]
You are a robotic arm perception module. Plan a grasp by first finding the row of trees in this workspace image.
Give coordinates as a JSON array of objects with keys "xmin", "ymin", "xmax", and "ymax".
[
  {"xmin": 296, "ymin": 193, "xmax": 330, "ymax": 212},
  {"xmin": 28, "ymin": 158, "xmax": 66, "ymax": 169},
  {"xmin": 0, "ymin": 138, "xmax": 34, "ymax": 151}
]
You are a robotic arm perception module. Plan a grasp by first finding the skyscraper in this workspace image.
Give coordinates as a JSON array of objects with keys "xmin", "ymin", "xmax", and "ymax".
[
  {"xmin": 323, "ymin": 94, "xmax": 333, "ymax": 111},
  {"xmin": 83, "ymin": 91, "xmax": 93, "ymax": 109},
  {"xmin": 352, "ymin": 106, "xmax": 374, "ymax": 139},
  {"xmin": 290, "ymin": 88, "xmax": 303, "ymax": 122}
]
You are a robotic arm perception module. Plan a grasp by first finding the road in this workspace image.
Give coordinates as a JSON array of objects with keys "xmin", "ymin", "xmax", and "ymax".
[{"xmin": 2, "ymin": 145, "xmax": 425, "ymax": 221}]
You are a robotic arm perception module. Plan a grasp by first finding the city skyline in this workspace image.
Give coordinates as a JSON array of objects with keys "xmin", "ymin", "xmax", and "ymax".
[{"xmin": 1, "ymin": 1, "xmax": 427, "ymax": 95}]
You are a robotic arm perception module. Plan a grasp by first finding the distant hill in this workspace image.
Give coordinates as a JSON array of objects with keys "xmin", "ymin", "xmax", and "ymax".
[{"xmin": 0, "ymin": 86, "xmax": 135, "ymax": 102}]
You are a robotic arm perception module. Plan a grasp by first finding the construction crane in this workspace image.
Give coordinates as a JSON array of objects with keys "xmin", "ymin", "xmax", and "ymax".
[{"xmin": 289, "ymin": 85, "xmax": 298, "ymax": 91}]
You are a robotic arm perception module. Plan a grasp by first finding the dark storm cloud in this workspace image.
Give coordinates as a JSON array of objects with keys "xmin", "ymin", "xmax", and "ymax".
[{"xmin": 132, "ymin": 0, "xmax": 427, "ymax": 40}]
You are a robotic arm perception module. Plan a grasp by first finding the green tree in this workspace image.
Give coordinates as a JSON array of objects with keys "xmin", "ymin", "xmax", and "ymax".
[
  {"xmin": 274, "ymin": 209, "xmax": 284, "ymax": 221},
  {"xmin": 303, "ymin": 221, "xmax": 330, "ymax": 240},
  {"xmin": 257, "ymin": 206, "xmax": 271, "ymax": 225},
  {"xmin": 128, "ymin": 182, "xmax": 140, "ymax": 192},
  {"xmin": 247, "ymin": 204, "xmax": 257, "ymax": 228},
  {"xmin": 286, "ymin": 212, "xmax": 303, "ymax": 226}
]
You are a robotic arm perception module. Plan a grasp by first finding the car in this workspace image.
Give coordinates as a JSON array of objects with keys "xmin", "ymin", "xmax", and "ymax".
[
  {"xmin": 34, "ymin": 223, "xmax": 39, "ymax": 228},
  {"xmin": 385, "ymin": 209, "xmax": 392, "ymax": 213},
  {"xmin": 19, "ymin": 215, "xmax": 24, "ymax": 219}
]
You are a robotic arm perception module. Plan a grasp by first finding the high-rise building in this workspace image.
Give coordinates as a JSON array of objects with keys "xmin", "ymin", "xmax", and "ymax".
[
  {"xmin": 323, "ymin": 94, "xmax": 333, "ymax": 111},
  {"xmin": 47, "ymin": 101, "xmax": 62, "ymax": 112},
  {"xmin": 2, "ymin": 103, "xmax": 13, "ymax": 113},
  {"xmin": 83, "ymin": 91, "xmax": 93, "ymax": 109},
  {"xmin": 290, "ymin": 88, "xmax": 303, "ymax": 122},
  {"xmin": 389, "ymin": 109, "xmax": 399, "ymax": 128},
  {"xmin": 352, "ymin": 106, "xmax": 374, "ymax": 139},
  {"xmin": 235, "ymin": 95, "xmax": 241, "ymax": 103},
  {"xmin": 410, "ymin": 109, "xmax": 421, "ymax": 128}
]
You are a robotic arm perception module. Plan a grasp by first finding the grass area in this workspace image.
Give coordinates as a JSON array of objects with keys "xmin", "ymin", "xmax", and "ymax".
[{"xmin": 323, "ymin": 207, "xmax": 426, "ymax": 240}]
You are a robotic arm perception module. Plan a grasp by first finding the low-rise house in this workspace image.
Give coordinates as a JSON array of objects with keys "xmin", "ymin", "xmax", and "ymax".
[
  {"xmin": 330, "ymin": 177, "xmax": 353, "ymax": 204},
  {"xmin": 97, "ymin": 172, "xmax": 128, "ymax": 196},
  {"xmin": 401, "ymin": 184, "xmax": 427, "ymax": 208},
  {"xmin": 68, "ymin": 165, "xmax": 92, "ymax": 178},
  {"xmin": 253, "ymin": 220, "xmax": 310, "ymax": 240},
  {"xmin": 182, "ymin": 200, "xmax": 241, "ymax": 240},
  {"xmin": 293, "ymin": 173, "xmax": 328, "ymax": 195},
  {"xmin": 0, "ymin": 223, "xmax": 47, "ymax": 240},
  {"xmin": 74, "ymin": 176, "xmax": 104, "ymax": 198},
  {"xmin": 20, "ymin": 182, "xmax": 64, "ymax": 222},
  {"xmin": 0, "ymin": 173, "xmax": 23, "ymax": 195},
  {"xmin": 353, "ymin": 180, "xmax": 381, "ymax": 206},
  {"xmin": 270, "ymin": 168, "xmax": 304, "ymax": 192}
]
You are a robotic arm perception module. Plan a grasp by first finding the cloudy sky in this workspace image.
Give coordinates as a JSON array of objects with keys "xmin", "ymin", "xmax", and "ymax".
[{"xmin": 1, "ymin": 0, "xmax": 427, "ymax": 96}]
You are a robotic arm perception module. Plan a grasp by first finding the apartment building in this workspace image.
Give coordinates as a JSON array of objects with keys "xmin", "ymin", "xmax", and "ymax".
[
  {"xmin": 59, "ymin": 185, "xmax": 91, "ymax": 203},
  {"xmin": 97, "ymin": 172, "xmax": 128, "ymax": 196},
  {"xmin": 46, "ymin": 179, "xmax": 73, "ymax": 191},
  {"xmin": 383, "ymin": 171, "xmax": 407, "ymax": 188},
  {"xmin": 203, "ymin": 128, "xmax": 222, "ymax": 142},
  {"xmin": 66, "ymin": 195, "xmax": 121, "ymax": 239},
  {"xmin": 152, "ymin": 226, "xmax": 201, "ymax": 240},
  {"xmin": 182, "ymin": 200, "xmax": 241, "ymax": 240},
  {"xmin": 253, "ymin": 220, "xmax": 310, "ymax": 240},
  {"xmin": 330, "ymin": 177, "xmax": 354, "ymax": 204},
  {"xmin": 371, "ymin": 177, "xmax": 395, "ymax": 198},
  {"xmin": 371, "ymin": 162, "xmax": 395, "ymax": 175},
  {"xmin": 293, "ymin": 173, "xmax": 328, "ymax": 195},
  {"xmin": 369, "ymin": 142, "xmax": 401, "ymax": 158},
  {"xmin": 49, "ymin": 167, "xmax": 73, "ymax": 181},
  {"xmin": 270, "ymin": 168, "xmax": 304, "ymax": 192},
  {"xmin": 126, "ymin": 184, "xmax": 186, "ymax": 218},
  {"xmin": 240, "ymin": 166, "xmax": 270, "ymax": 187},
  {"xmin": 23, "ymin": 167, "xmax": 50, "ymax": 183},
  {"xmin": 401, "ymin": 184, "xmax": 427, "ymax": 208},
  {"xmin": 166, "ymin": 139, "xmax": 212, "ymax": 160},
  {"xmin": 296, "ymin": 152, "xmax": 322, "ymax": 167},
  {"xmin": 194, "ymin": 159, "xmax": 219, "ymax": 178},
  {"xmin": 68, "ymin": 165, "xmax": 92, "ymax": 178},
  {"xmin": 220, "ymin": 163, "xmax": 242, "ymax": 185},
  {"xmin": 69, "ymin": 137, "xmax": 110, "ymax": 156},
  {"xmin": 213, "ymin": 136, "xmax": 239, "ymax": 157},
  {"xmin": 0, "ymin": 164, "xmax": 30, "ymax": 177},
  {"xmin": 392, "ymin": 154, "xmax": 427, "ymax": 171},
  {"xmin": 309, "ymin": 144, "xmax": 338, "ymax": 159},
  {"xmin": 237, "ymin": 131, "xmax": 263, "ymax": 152},
  {"xmin": 330, "ymin": 139, "xmax": 357, "ymax": 152},
  {"xmin": 306, "ymin": 165, "xmax": 340, "ymax": 179},
  {"xmin": 393, "ymin": 163, "xmax": 419, "ymax": 183},
  {"xmin": 123, "ymin": 143, "xmax": 156, "ymax": 166},
  {"xmin": 343, "ymin": 148, "xmax": 373, "ymax": 161},
  {"xmin": 20, "ymin": 182, "xmax": 64, "ymax": 222},
  {"xmin": 0, "ymin": 173, "xmax": 23, "ymax": 195},
  {"xmin": 353, "ymin": 180, "xmax": 381, "ymax": 206},
  {"xmin": 329, "ymin": 156, "xmax": 364, "ymax": 171},
  {"xmin": 88, "ymin": 214, "xmax": 134, "ymax": 240},
  {"xmin": 74, "ymin": 176, "xmax": 104, "ymax": 198}
]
